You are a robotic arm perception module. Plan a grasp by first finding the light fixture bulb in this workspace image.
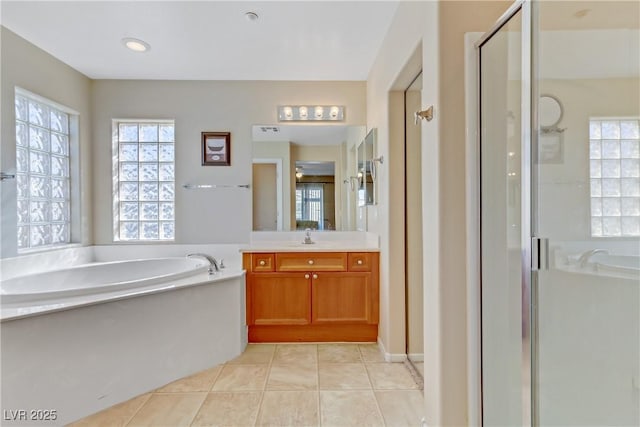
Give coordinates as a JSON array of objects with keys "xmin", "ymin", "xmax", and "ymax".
[
  {"xmin": 283, "ymin": 106, "xmax": 293, "ymax": 118},
  {"xmin": 122, "ymin": 38, "xmax": 150, "ymax": 52},
  {"xmin": 298, "ymin": 106, "xmax": 308, "ymax": 119},
  {"xmin": 314, "ymin": 106, "xmax": 324, "ymax": 119},
  {"xmin": 330, "ymin": 106, "xmax": 339, "ymax": 118}
]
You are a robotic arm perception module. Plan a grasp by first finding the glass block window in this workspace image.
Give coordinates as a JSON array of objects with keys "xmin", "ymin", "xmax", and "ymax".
[
  {"xmin": 590, "ymin": 118, "xmax": 640, "ymax": 237},
  {"xmin": 15, "ymin": 92, "xmax": 71, "ymax": 250},
  {"xmin": 113, "ymin": 121, "xmax": 175, "ymax": 241}
]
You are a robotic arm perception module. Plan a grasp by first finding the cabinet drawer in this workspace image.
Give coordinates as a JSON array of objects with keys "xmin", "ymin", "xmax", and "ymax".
[
  {"xmin": 252, "ymin": 253, "xmax": 275, "ymax": 272},
  {"xmin": 276, "ymin": 252, "xmax": 347, "ymax": 272},
  {"xmin": 348, "ymin": 253, "xmax": 374, "ymax": 271}
]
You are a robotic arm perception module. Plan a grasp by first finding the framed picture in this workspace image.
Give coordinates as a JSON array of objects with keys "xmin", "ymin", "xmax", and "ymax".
[{"xmin": 201, "ymin": 132, "xmax": 231, "ymax": 166}]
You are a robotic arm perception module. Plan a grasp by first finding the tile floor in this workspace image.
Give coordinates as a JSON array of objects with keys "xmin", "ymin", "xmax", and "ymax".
[{"xmin": 69, "ymin": 343, "xmax": 424, "ymax": 427}]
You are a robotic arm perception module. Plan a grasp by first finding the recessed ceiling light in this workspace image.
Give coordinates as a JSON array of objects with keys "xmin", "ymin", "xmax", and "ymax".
[
  {"xmin": 122, "ymin": 37, "xmax": 150, "ymax": 52},
  {"xmin": 245, "ymin": 11, "xmax": 259, "ymax": 22}
]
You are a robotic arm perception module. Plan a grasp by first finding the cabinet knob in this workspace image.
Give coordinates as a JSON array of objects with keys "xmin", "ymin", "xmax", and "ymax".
[
  {"xmin": 357, "ymin": 259, "xmax": 363, "ymax": 265},
  {"xmin": 305, "ymin": 274, "xmax": 310, "ymax": 279},
  {"xmin": 312, "ymin": 274, "xmax": 318, "ymax": 279},
  {"xmin": 259, "ymin": 260, "xmax": 266, "ymax": 266},
  {"xmin": 308, "ymin": 259, "xmax": 314, "ymax": 265}
]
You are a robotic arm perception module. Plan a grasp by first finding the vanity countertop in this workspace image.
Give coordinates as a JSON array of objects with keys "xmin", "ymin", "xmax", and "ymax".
[
  {"xmin": 239, "ymin": 241, "xmax": 380, "ymax": 253},
  {"xmin": 242, "ymin": 231, "xmax": 380, "ymax": 253}
]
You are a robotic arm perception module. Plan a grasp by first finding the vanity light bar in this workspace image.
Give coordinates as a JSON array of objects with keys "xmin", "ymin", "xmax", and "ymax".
[{"xmin": 278, "ymin": 105, "xmax": 344, "ymax": 121}]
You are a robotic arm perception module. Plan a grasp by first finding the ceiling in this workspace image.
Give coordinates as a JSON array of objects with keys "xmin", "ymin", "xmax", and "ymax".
[{"xmin": 0, "ymin": 1, "xmax": 399, "ymax": 80}]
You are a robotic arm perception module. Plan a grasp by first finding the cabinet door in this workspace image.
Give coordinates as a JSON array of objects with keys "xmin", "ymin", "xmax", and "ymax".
[
  {"xmin": 311, "ymin": 272, "xmax": 373, "ymax": 324},
  {"xmin": 249, "ymin": 273, "xmax": 311, "ymax": 325}
]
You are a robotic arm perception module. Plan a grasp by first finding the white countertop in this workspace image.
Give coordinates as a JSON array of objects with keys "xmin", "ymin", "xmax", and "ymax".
[
  {"xmin": 240, "ymin": 241, "xmax": 379, "ymax": 253},
  {"xmin": 241, "ymin": 231, "xmax": 380, "ymax": 253}
]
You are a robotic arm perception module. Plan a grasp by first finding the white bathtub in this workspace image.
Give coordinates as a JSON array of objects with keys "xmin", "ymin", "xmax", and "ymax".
[
  {"xmin": 1, "ymin": 247, "xmax": 247, "ymax": 425},
  {"xmin": 590, "ymin": 254, "xmax": 640, "ymax": 275},
  {"xmin": 1, "ymin": 257, "xmax": 208, "ymax": 304}
]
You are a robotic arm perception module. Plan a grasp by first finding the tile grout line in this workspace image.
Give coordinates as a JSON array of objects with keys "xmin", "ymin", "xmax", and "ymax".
[
  {"xmin": 187, "ymin": 362, "xmax": 226, "ymax": 427},
  {"xmin": 316, "ymin": 344, "xmax": 322, "ymax": 427},
  {"xmin": 122, "ymin": 393, "xmax": 152, "ymax": 427},
  {"xmin": 360, "ymin": 344, "xmax": 388, "ymax": 426},
  {"xmin": 252, "ymin": 344, "xmax": 276, "ymax": 426}
]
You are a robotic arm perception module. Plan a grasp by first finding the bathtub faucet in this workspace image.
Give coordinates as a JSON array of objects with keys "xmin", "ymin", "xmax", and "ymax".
[
  {"xmin": 578, "ymin": 249, "xmax": 608, "ymax": 267},
  {"xmin": 187, "ymin": 253, "xmax": 220, "ymax": 274}
]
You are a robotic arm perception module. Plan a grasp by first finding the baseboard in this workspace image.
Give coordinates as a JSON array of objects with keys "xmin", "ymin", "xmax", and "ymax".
[
  {"xmin": 377, "ymin": 337, "xmax": 408, "ymax": 362},
  {"xmin": 407, "ymin": 353, "xmax": 424, "ymax": 362}
]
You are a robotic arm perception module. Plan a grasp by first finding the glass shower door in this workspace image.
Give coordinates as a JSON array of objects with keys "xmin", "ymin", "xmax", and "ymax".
[
  {"xmin": 533, "ymin": 2, "xmax": 640, "ymax": 425},
  {"xmin": 479, "ymin": 5, "xmax": 528, "ymax": 425}
]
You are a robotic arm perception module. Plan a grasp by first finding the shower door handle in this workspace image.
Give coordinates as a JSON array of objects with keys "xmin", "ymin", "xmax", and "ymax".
[{"xmin": 532, "ymin": 237, "xmax": 549, "ymax": 271}]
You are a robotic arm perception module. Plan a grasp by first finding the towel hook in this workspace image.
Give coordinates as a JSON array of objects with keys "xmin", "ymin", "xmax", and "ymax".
[{"xmin": 414, "ymin": 106, "xmax": 434, "ymax": 124}]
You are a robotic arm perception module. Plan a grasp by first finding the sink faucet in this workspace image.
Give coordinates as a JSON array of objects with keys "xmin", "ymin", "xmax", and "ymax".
[
  {"xmin": 578, "ymin": 249, "xmax": 608, "ymax": 267},
  {"xmin": 303, "ymin": 228, "xmax": 315, "ymax": 245},
  {"xmin": 187, "ymin": 253, "xmax": 220, "ymax": 273}
]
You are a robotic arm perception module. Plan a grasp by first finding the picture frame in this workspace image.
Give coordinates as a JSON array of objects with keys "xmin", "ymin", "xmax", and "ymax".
[{"xmin": 201, "ymin": 132, "xmax": 231, "ymax": 166}]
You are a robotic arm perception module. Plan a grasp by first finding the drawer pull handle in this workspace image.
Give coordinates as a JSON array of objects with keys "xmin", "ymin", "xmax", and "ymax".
[
  {"xmin": 305, "ymin": 274, "xmax": 310, "ymax": 279},
  {"xmin": 312, "ymin": 274, "xmax": 318, "ymax": 279},
  {"xmin": 308, "ymin": 260, "xmax": 314, "ymax": 265},
  {"xmin": 357, "ymin": 259, "xmax": 363, "ymax": 265},
  {"xmin": 259, "ymin": 260, "xmax": 266, "ymax": 266}
]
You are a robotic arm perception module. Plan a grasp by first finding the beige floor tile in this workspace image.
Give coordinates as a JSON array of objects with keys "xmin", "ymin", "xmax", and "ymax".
[
  {"xmin": 227, "ymin": 344, "xmax": 275, "ymax": 364},
  {"xmin": 319, "ymin": 390, "xmax": 384, "ymax": 427},
  {"xmin": 366, "ymin": 363, "xmax": 419, "ymax": 390},
  {"xmin": 190, "ymin": 391, "xmax": 262, "ymax": 427},
  {"xmin": 273, "ymin": 344, "xmax": 317, "ymax": 364},
  {"xmin": 212, "ymin": 364, "xmax": 269, "ymax": 391},
  {"xmin": 318, "ymin": 344, "xmax": 362, "ymax": 363},
  {"xmin": 413, "ymin": 361, "xmax": 425, "ymax": 377},
  {"xmin": 267, "ymin": 363, "xmax": 318, "ymax": 390},
  {"xmin": 319, "ymin": 363, "xmax": 371, "ymax": 390},
  {"xmin": 375, "ymin": 390, "xmax": 425, "ymax": 426},
  {"xmin": 126, "ymin": 393, "xmax": 206, "ymax": 426},
  {"xmin": 255, "ymin": 391, "xmax": 318, "ymax": 427},
  {"xmin": 359, "ymin": 344, "xmax": 385, "ymax": 363},
  {"xmin": 68, "ymin": 393, "xmax": 151, "ymax": 427},
  {"xmin": 155, "ymin": 366, "xmax": 222, "ymax": 393}
]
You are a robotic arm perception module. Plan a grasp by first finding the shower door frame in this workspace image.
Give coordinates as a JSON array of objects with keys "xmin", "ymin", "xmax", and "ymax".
[{"xmin": 474, "ymin": 0, "xmax": 537, "ymax": 425}]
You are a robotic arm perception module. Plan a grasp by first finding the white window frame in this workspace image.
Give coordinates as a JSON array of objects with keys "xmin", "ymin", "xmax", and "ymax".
[
  {"xmin": 15, "ymin": 87, "xmax": 79, "ymax": 253},
  {"xmin": 112, "ymin": 120, "xmax": 176, "ymax": 242},
  {"xmin": 589, "ymin": 117, "xmax": 640, "ymax": 237}
]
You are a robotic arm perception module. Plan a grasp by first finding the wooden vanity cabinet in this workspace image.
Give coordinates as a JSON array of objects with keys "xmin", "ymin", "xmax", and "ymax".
[{"xmin": 243, "ymin": 251, "xmax": 379, "ymax": 342}]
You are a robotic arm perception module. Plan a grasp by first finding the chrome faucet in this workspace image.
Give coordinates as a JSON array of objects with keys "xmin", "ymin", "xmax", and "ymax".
[
  {"xmin": 303, "ymin": 228, "xmax": 315, "ymax": 245},
  {"xmin": 578, "ymin": 249, "xmax": 608, "ymax": 267},
  {"xmin": 187, "ymin": 253, "xmax": 220, "ymax": 273}
]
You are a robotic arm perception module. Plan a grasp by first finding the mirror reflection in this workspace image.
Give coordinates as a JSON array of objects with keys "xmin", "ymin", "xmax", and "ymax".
[{"xmin": 252, "ymin": 124, "xmax": 366, "ymax": 231}]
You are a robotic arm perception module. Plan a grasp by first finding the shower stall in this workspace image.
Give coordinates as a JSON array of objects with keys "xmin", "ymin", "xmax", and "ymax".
[{"xmin": 477, "ymin": 1, "xmax": 639, "ymax": 425}]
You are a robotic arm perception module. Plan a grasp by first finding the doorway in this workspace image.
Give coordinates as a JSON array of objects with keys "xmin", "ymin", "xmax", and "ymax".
[
  {"xmin": 252, "ymin": 160, "xmax": 282, "ymax": 231},
  {"xmin": 405, "ymin": 71, "xmax": 424, "ymax": 376}
]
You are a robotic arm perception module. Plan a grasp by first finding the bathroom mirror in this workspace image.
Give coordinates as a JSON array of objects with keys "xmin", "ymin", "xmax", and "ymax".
[
  {"xmin": 252, "ymin": 124, "xmax": 366, "ymax": 231},
  {"xmin": 357, "ymin": 128, "xmax": 376, "ymax": 206},
  {"xmin": 539, "ymin": 94, "xmax": 563, "ymax": 129}
]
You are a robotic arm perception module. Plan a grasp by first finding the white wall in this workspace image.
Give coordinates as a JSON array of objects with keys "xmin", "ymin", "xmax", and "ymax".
[
  {"xmin": 0, "ymin": 27, "xmax": 93, "ymax": 259},
  {"xmin": 91, "ymin": 80, "xmax": 365, "ymax": 244},
  {"xmin": 538, "ymin": 78, "xmax": 640, "ymax": 240}
]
